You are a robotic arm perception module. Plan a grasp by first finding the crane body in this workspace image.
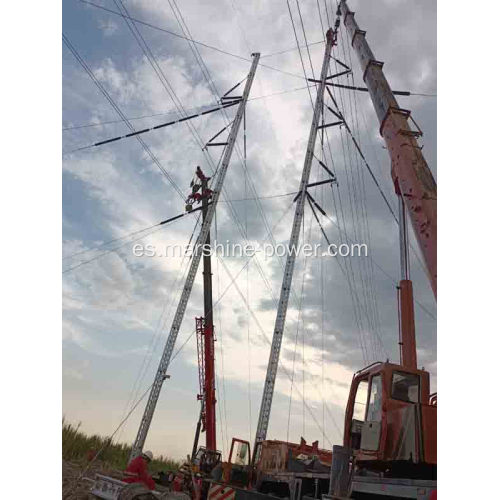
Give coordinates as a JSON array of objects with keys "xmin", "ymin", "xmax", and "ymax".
[{"xmin": 323, "ymin": 2, "xmax": 438, "ymax": 496}]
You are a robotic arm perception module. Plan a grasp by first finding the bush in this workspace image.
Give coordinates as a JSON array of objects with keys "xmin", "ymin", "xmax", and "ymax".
[{"xmin": 62, "ymin": 418, "xmax": 180, "ymax": 473}]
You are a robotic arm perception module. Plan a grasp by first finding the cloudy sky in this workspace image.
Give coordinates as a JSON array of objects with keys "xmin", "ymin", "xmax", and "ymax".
[{"xmin": 62, "ymin": 0, "xmax": 436, "ymax": 461}]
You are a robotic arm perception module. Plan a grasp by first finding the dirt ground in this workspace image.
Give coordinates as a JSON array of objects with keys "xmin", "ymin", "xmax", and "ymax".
[{"xmin": 62, "ymin": 459, "xmax": 120, "ymax": 499}]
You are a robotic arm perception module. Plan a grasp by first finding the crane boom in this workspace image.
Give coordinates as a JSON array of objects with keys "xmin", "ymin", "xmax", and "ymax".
[
  {"xmin": 130, "ymin": 53, "xmax": 260, "ymax": 461},
  {"xmin": 252, "ymin": 29, "xmax": 336, "ymax": 463},
  {"xmin": 339, "ymin": 0, "xmax": 437, "ymax": 297}
]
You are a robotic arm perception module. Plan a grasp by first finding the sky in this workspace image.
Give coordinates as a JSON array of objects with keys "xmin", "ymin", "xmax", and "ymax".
[{"xmin": 62, "ymin": 0, "xmax": 436, "ymax": 461}]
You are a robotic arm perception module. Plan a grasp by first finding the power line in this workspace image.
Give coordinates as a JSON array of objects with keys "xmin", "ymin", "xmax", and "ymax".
[
  {"xmin": 217, "ymin": 254, "xmax": 339, "ymax": 445},
  {"xmin": 324, "ymin": 52, "xmax": 432, "ymax": 312},
  {"xmin": 80, "ymin": 0, "xmax": 307, "ymax": 81},
  {"xmin": 80, "ymin": 0, "xmax": 321, "ymax": 65},
  {"xmin": 261, "ymin": 40, "xmax": 324, "ymax": 58},
  {"xmin": 62, "ymin": 205, "xmax": 206, "ymax": 273},
  {"xmin": 62, "ymin": 205, "xmax": 207, "ymax": 262},
  {"xmin": 164, "ymin": 0, "xmax": 318, "ymax": 338},
  {"xmin": 112, "ymin": 0, "xmax": 290, "ymax": 346},
  {"xmin": 62, "ymin": 105, "xmax": 207, "ymax": 131},
  {"xmin": 315, "ymin": 191, "xmax": 436, "ymax": 322},
  {"xmin": 333, "ymin": 23, "xmax": 381, "ymax": 362},
  {"xmin": 286, "ymin": 3, "xmax": 374, "ymax": 363},
  {"xmin": 288, "ymin": 4, "xmax": 374, "ymax": 361},
  {"xmin": 285, "ymin": 0, "xmax": 314, "ymax": 107},
  {"xmin": 117, "ymin": 211, "xmax": 202, "ymax": 444},
  {"xmin": 62, "ymin": 84, "xmax": 433, "ymax": 133},
  {"xmin": 64, "ymin": 224, "xmax": 161, "ymax": 262},
  {"xmin": 62, "ymin": 33, "xmax": 185, "ymax": 200},
  {"xmin": 64, "ymin": 100, "xmax": 240, "ymax": 154}
]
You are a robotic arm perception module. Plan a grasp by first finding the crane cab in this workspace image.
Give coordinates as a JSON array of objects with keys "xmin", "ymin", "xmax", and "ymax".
[
  {"xmin": 192, "ymin": 446, "xmax": 222, "ymax": 475},
  {"xmin": 344, "ymin": 362, "xmax": 436, "ymax": 478},
  {"xmin": 222, "ymin": 438, "xmax": 252, "ymax": 488}
]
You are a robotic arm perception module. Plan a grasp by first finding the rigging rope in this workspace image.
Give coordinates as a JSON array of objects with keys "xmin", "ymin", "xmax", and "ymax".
[
  {"xmin": 323, "ymin": 31, "xmax": 381, "ymax": 362},
  {"xmin": 218, "ymin": 254, "xmax": 339, "ymax": 445},
  {"xmin": 243, "ymin": 108, "xmax": 253, "ymax": 446},
  {"xmin": 215, "ymin": 210, "xmax": 230, "ymax": 456},
  {"xmin": 117, "ymin": 214, "xmax": 201, "ymax": 442}
]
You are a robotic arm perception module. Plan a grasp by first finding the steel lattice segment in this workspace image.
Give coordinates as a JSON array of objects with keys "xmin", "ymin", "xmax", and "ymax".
[
  {"xmin": 129, "ymin": 53, "xmax": 261, "ymax": 461},
  {"xmin": 252, "ymin": 30, "xmax": 336, "ymax": 463}
]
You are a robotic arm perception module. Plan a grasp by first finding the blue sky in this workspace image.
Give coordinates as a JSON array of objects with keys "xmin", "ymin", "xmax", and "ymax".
[{"xmin": 62, "ymin": 0, "xmax": 436, "ymax": 460}]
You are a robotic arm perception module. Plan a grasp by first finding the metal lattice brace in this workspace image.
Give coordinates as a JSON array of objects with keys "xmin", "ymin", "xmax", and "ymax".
[
  {"xmin": 252, "ymin": 30, "xmax": 336, "ymax": 463},
  {"xmin": 130, "ymin": 53, "xmax": 261, "ymax": 461}
]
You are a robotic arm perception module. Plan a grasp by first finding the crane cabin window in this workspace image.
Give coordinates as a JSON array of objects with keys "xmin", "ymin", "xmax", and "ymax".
[
  {"xmin": 353, "ymin": 379, "xmax": 369, "ymax": 421},
  {"xmin": 391, "ymin": 371, "xmax": 420, "ymax": 403},
  {"xmin": 234, "ymin": 441, "xmax": 249, "ymax": 465},
  {"xmin": 366, "ymin": 375, "xmax": 382, "ymax": 421}
]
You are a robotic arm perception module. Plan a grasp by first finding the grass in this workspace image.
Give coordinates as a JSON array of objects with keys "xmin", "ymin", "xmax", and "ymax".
[{"xmin": 62, "ymin": 419, "xmax": 181, "ymax": 473}]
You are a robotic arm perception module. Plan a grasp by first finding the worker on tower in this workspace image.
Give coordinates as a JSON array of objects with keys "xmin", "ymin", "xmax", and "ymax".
[
  {"xmin": 186, "ymin": 166, "xmax": 213, "ymax": 212},
  {"xmin": 195, "ymin": 165, "xmax": 208, "ymax": 182},
  {"xmin": 123, "ymin": 450, "xmax": 156, "ymax": 491}
]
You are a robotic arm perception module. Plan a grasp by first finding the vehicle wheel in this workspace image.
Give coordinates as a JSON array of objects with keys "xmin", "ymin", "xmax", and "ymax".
[{"xmin": 118, "ymin": 483, "xmax": 156, "ymax": 500}]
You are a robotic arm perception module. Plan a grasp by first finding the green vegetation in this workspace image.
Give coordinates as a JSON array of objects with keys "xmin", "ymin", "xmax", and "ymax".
[{"xmin": 62, "ymin": 419, "xmax": 181, "ymax": 473}]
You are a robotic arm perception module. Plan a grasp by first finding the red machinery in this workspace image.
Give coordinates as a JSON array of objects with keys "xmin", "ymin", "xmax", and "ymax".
[
  {"xmin": 191, "ymin": 170, "xmax": 218, "ymax": 463},
  {"xmin": 344, "ymin": 362, "xmax": 436, "ymax": 478}
]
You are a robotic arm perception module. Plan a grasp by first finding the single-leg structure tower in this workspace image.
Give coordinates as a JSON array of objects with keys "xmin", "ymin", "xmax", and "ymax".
[
  {"xmin": 252, "ymin": 29, "xmax": 336, "ymax": 463},
  {"xmin": 130, "ymin": 53, "xmax": 260, "ymax": 461},
  {"xmin": 202, "ymin": 178, "xmax": 216, "ymax": 451},
  {"xmin": 192, "ymin": 175, "xmax": 217, "ymax": 456}
]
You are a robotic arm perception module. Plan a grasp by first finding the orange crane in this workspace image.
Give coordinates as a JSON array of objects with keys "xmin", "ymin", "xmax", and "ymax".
[{"xmin": 326, "ymin": 2, "xmax": 437, "ymax": 497}]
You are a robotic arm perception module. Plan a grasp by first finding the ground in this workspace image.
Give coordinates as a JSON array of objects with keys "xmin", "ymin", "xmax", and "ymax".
[{"xmin": 62, "ymin": 459, "xmax": 118, "ymax": 499}]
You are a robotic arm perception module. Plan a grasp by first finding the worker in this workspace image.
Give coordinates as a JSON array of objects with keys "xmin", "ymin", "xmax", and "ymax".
[
  {"xmin": 193, "ymin": 473, "xmax": 203, "ymax": 500},
  {"xmin": 172, "ymin": 469, "xmax": 185, "ymax": 492},
  {"xmin": 185, "ymin": 166, "xmax": 213, "ymax": 211},
  {"xmin": 123, "ymin": 450, "xmax": 156, "ymax": 491},
  {"xmin": 196, "ymin": 166, "xmax": 208, "ymax": 182}
]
